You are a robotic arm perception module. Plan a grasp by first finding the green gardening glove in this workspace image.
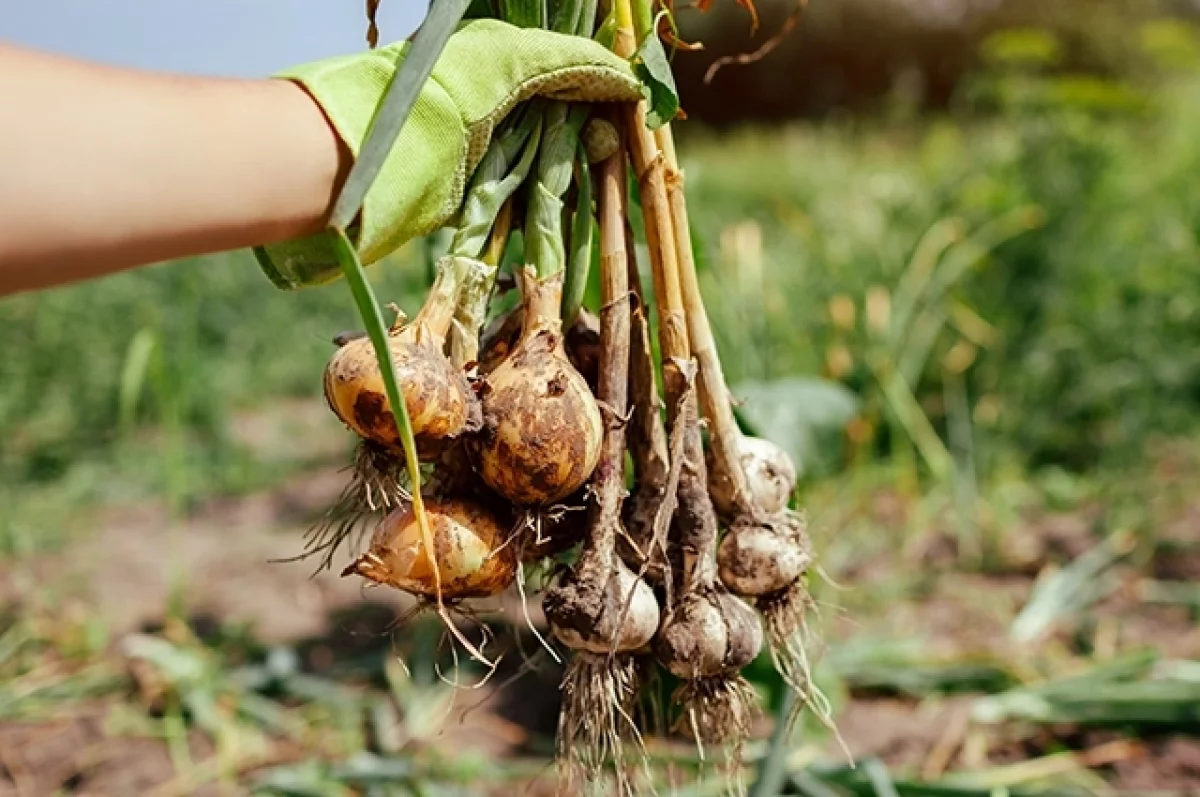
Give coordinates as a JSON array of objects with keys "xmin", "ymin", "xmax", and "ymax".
[{"xmin": 255, "ymin": 18, "xmax": 641, "ymax": 290}]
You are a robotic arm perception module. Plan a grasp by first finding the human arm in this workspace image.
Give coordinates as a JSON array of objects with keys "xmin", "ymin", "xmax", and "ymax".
[
  {"xmin": 0, "ymin": 22, "xmax": 643, "ymax": 297},
  {"xmin": 0, "ymin": 42, "xmax": 351, "ymax": 297}
]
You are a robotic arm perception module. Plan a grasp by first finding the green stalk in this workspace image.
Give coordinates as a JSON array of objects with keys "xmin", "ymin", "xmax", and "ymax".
[
  {"xmin": 629, "ymin": 0, "xmax": 653, "ymax": 42},
  {"xmin": 574, "ymin": 0, "xmax": 598, "ymax": 35},
  {"xmin": 500, "ymin": 0, "xmax": 546, "ymax": 27},
  {"xmin": 750, "ymin": 689, "xmax": 799, "ymax": 797},
  {"xmin": 449, "ymin": 111, "xmax": 545, "ymax": 363},
  {"xmin": 525, "ymin": 104, "xmax": 589, "ymax": 280},
  {"xmin": 513, "ymin": 0, "xmax": 587, "ymax": 284},
  {"xmin": 329, "ymin": 229, "xmax": 437, "ymax": 593},
  {"xmin": 329, "ymin": 231, "xmax": 424, "ymax": 481},
  {"xmin": 560, "ymin": 142, "xmax": 594, "ymax": 325},
  {"xmin": 324, "ymin": 0, "xmax": 467, "ymax": 594},
  {"xmin": 450, "ymin": 108, "xmax": 543, "ymax": 260},
  {"xmin": 549, "ymin": 0, "xmax": 593, "ymax": 34},
  {"xmin": 551, "ymin": 0, "xmax": 580, "ymax": 33}
]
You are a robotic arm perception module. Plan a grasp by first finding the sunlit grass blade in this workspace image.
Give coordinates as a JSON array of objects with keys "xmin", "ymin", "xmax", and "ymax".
[
  {"xmin": 117, "ymin": 327, "xmax": 157, "ymax": 432},
  {"xmin": 976, "ymin": 676, "xmax": 1200, "ymax": 726},
  {"xmin": 805, "ymin": 758, "xmax": 1093, "ymax": 797},
  {"xmin": 888, "ymin": 217, "xmax": 964, "ymax": 348},
  {"xmin": 863, "ymin": 758, "xmax": 900, "ymax": 797},
  {"xmin": 1138, "ymin": 578, "xmax": 1200, "ymax": 609},
  {"xmin": 971, "ymin": 648, "xmax": 1163, "ymax": 725},
  {"xmin": 329, "ymin": 230, "xmax": 439, "ymax": 599},
  {"xmin": 750, "ymin": 687, "xmax": 800, "ymax": 797},
  {"xmin": 868, "ymin": 353, "xmax": 953, "ymax": 481},
  {"xmin": 937, "ymin": 740, "xmax": 1136, "ymax": 793},
  {"xmin": 1008, "ymin": 528, "xmax": 1136, "ymax": 644},
  {"xmin": 830, "ymin": 638, "xmax": 1017, "ymax": 698}
]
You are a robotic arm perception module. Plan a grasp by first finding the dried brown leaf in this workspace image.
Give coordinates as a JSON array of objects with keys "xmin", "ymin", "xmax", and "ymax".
[{"xmin": 704, "ymin": 0, "xmax": 808, "ymax": 85}]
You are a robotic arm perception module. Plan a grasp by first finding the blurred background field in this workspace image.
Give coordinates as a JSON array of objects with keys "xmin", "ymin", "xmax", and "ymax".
[{"xmin": 3, "ymin": 0, "xmax": 1200, "ymax": 794}]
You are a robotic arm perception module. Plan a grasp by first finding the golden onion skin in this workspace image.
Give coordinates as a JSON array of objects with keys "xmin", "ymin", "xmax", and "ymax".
[
  {"xmin": 471, "ymin": 327, "xmax": 604, "ymax": 506},
  {"xmin": 343, "ymin": 497, "xmax": 516, "ymax": 600},
  {"xmin": 323, "ymin": 334, "xmax": 476, "ymax": 460}
]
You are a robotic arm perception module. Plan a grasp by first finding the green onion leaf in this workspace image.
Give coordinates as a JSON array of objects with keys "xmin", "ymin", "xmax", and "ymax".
[{"xmin": 632, "ymin": 14, "xmax": 680, "ymax": 129}]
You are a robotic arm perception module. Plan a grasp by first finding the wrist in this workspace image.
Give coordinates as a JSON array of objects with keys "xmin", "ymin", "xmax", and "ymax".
[{"xmin": 265, "ymin": 78, "xmax": 354, "ymax": 237}]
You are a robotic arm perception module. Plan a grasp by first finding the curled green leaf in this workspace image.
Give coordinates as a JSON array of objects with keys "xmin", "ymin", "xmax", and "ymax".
[{"xmin": 632, "ymin": 14, "xmax": 680, "ymax": 129}]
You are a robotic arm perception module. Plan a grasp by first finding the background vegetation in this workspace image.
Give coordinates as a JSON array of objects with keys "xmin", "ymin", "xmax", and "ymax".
[{"xmin": 3, "ymin": 2, "xmax": 1200, "ymax": 794}]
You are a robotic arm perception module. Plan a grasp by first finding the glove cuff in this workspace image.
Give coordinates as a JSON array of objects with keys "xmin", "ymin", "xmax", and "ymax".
[{"xmin": 256, "ymin": 19, "xmax": 640, "ymax": 290}]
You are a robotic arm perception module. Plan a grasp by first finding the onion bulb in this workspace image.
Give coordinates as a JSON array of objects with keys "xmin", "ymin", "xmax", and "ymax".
[
  {"xmin": 545, "ymin": 562, "xmax": 659, "ymax": 655},
  {"xmin": 479, "ymin": 306, "xmax": 601, "ymax": 392},
  {"xmin": 324, "ymin": 332, "xmax": 477, "ymax": 461},
  {"xmin": 342, "ymin": 497, "xmax": 516, "ymax": 600},
  {"xmin": 470, "ymin": 270, "xmax": 603, "ymax": 506},
  {"xmin": 717, "ymin": 512, "xmax": 811, "ymax": 598},
  {"xmin": 707, "ymin": 435, "xmax": 797, "ymax": 518},
  {"xmin": 654, "ymin": 590, "xmax": 763, "ymax": 680}
]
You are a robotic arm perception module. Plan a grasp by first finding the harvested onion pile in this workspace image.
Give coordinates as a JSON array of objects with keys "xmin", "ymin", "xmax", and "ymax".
[{"xmin": 295, "ymin": 0, "xmax": 838, "ymax": 791}]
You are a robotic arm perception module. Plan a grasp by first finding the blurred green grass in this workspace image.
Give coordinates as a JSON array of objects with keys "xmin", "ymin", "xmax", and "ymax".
[{"xmin": 0, "ymin": 245, "xmax": 431, "ymax": 551}]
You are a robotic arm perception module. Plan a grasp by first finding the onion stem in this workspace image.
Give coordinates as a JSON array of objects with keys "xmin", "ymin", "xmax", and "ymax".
[
  {"xmin": 450, "ymin": 109, "xmax": 542, "ymax": 261},
  {"xmin": 585, "ymin": 111, "xmax": 632, "ymax": 573},
  {"xmin": 449, "ymin": 112, "xmax": 543, "ymax": 363},
  {"xmin": 625, "ymin": 217, "xmax": 670, "ymax": 492},
  {"xmin": 629, "ymin": 0, "xmax": 654, "ymax": 43},
  {"xmin": 449, "ymin": 199, "xmax": 516, "ymax": 367},
  {"xmin": 483, "ymin": 200, "xmax": 514, "ymax": 269},
  {"xmin": 526, "ymin": 103, "xmax": 588, "ymax": 281},
  {"xmin": 615, "ymin": 0, "xmax": 722, "ymax": 596},
  {"xmin": 655, "ymin": 123, "xmax": 755, "ymax": 515},
  {"xmin": 622, "ymin": 104, "xmax": 688, "ymax": 381}
]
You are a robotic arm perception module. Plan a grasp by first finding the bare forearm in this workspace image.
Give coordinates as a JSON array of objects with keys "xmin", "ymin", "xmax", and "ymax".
[{"xmin": 0, "ymin": 43, "xmax": 351, "ymax": 296}]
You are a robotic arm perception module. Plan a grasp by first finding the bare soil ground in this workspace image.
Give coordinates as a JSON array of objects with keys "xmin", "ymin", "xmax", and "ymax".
[{"xmin": 3, "ymin": 456, "xmax": 1200, "ymax": 795}]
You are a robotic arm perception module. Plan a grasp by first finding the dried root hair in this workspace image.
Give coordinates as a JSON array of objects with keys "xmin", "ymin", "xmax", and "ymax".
[
  {"xmin": 632, "ymin": 652, "xmax": 667, "ymax": 741},
  {"xmin": 758, "ymin": 579, "xmax": 850, "ymax": 760},
  {"xmin": 556, "ymin": 652, "xmax": 647, "ymax": 796},
  {"xmin": 503, "ymin": 498, "xmax": 589, "ymax": 565},
  {"xmin": 383, "ymin": 593, "xmax": 504, "ymax": 682},
  {"xmin": 673, "ymin": 674, "xmax": 759, "ymax": 797},
  {"xmin": 282, "ymin": 440, "xmax": 409, "ymax": 572}
]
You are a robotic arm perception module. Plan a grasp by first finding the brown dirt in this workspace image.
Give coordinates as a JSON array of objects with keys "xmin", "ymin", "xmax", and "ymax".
[
  {"xmin": 0, "ymin": 467, "xmax": 411, "ymax": 643},
  {"xmin": 0, "ymin": 707, "xmax": 237, "ymax": 796},
  {"xmin": 829, "ymin": 697, "xmax": 974, "ymax": 771},
  {"xmin": 1107, "ymin": 736, "xmax": 1200, "ymax": 792},
  {"xmin": 829, "ymin": 699, "xmax": 1200, "ymax": 791},
  {"xmin": 5, "ymin": 452, "xmax": 1200, "ymax": 793}
]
